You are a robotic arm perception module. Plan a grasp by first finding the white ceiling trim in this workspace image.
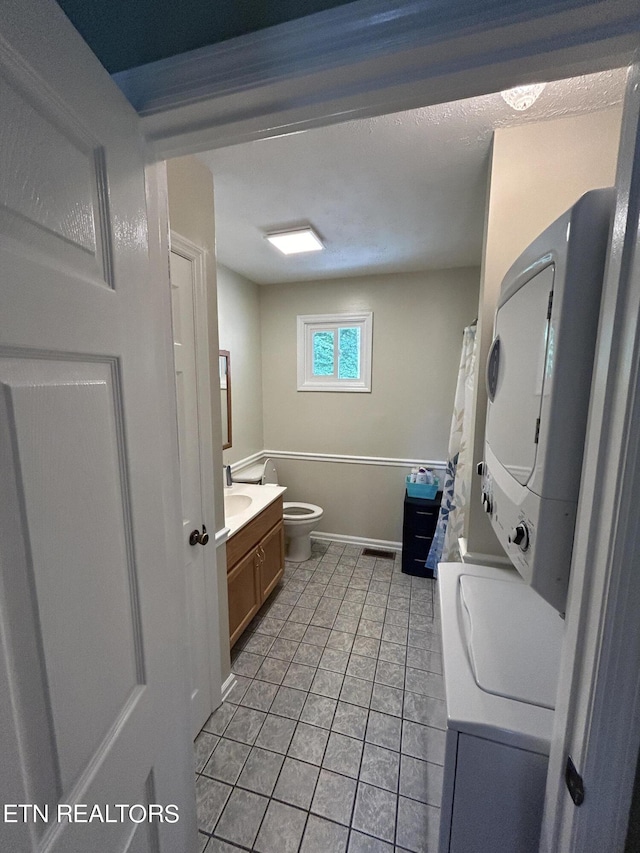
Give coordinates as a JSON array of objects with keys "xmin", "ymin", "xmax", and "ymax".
[{"xmin": 113, "ymin": 0, "xmax": 639, "ymax": 158}]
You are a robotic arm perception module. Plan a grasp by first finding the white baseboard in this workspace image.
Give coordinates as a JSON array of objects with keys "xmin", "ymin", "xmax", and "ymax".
[
  {"xmin": 215, "ymin": 526, "xmax": 230, "ymax": 546},
  {"xmin": 221, "ymin": 673, "xmax": 237, "ymax": 703},
  {"xmin": 313, "ymin": 532, "xmax": 401, "ymax": 553}
]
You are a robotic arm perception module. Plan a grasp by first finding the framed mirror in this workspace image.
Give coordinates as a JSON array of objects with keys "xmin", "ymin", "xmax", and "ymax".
[{"xmin": 219, "ymin": 350, "xmax": 232, "ymax": 449}]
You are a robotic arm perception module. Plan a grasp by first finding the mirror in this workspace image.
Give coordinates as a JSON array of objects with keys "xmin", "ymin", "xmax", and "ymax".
[{"xmin": 219, "ymin": 350, "xmax": 232, "ymax": 449}]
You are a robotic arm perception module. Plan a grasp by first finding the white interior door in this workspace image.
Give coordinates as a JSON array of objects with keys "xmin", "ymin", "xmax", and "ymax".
[
  {"xmin": 0, "ymin": 2, "xmax": 195, "ymax": 851},
  {"xmin": 170, "ymin": 236, "xmax": 216, "ymax": 736}
]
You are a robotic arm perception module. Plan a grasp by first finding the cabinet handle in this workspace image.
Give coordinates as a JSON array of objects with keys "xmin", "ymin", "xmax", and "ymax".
[
  {"xmin": 416, "ymin": 511, "xmax": 434, "ymax": 516},
  {"xmin": 415, "ymin": 535, "xmax": 431, "ymax": 540}
]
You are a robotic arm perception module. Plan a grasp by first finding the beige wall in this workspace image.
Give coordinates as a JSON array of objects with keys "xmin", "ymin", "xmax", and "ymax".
[
  {"xmin": 467, "ymin": 107, "xmax": 623, "ymax": 557},
  {"xmin": 217, "ymin": 264, "xmax": 264, "ymax": 465},
  {"xmin": 259, "ymin": 268, "xmax": 480, "ymax": 541},
  {"xmin": 167, "ymin": 156, "xmax": 231, "ymax": 686}
]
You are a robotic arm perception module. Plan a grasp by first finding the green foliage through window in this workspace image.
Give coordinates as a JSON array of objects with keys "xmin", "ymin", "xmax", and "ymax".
[
  {"xmin": 312, "ymin": 330, "xmax": 334, "ymax": 376},
  {"xmin": 338, "ymin": 327, "xmax": 360, "ymax": 379},
  {"xmin": 298, "ymin": 312, "xmax": 372, "ymax": 392},
  {"xmin": 312, "ymin": 327, "xmax": 361, "ymax": 378}
]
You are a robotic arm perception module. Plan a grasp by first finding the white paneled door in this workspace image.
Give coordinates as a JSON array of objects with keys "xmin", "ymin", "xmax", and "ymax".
[
  {"xmin": 0, "ymin": 2, "xmax": 195, "ymax": 852},
  {"xmin": 170, "ymin": 237, "xmax": 217, "ymax": 737}
]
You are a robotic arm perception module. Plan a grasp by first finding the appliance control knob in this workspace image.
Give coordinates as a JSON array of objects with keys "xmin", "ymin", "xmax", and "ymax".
[
  {"xmin": 477, "ymin": 462, "xmax": 485, "ymax": 476},
  {"xmin": 483, "ymin": 495, "xmax": 493, "ymax": 514},
  {"xmin": 509, "ymin": 523, "xmax": 529, "ymax": 551}
]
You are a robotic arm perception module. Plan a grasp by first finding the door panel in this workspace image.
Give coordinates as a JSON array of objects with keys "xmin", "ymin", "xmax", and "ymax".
[
  {"xmin": 0, "ymin": 71, "xmax": 113, "ymax": 287},
  {"xmin": 0, "ymin": 359, "xmax": 142, "ymax": 792},
  {"xmin": 0, "ymin": 2, "xmax": 194, "ymax": 850}
]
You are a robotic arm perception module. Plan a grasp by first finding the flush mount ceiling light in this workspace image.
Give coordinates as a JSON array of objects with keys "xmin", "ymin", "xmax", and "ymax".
[
  {"xmin": 501, "ymin": 83, "xmax": 546, "ymax": 111},
  {"xmin": 265, "ymin": 227, "xmax": 324, "ymax": 255}
]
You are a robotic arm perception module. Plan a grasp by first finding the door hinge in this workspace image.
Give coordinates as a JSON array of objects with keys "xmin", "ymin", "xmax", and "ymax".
[
  {"xmin": 565, "ymin": 755, "xmax": 585, "ymax": 806},
  {"xmin": 547, "ymin": 290, "xmax": 554, "ymax": 320},
  {"xmin": 534, "ymin": 417, "xmax": 540, "ymax": 444}
]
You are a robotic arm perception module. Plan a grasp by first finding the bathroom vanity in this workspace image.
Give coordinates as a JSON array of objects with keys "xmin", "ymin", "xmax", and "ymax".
[{"xmin": 224, "ymin": 485, "xmax": 286, "ymax": 647}]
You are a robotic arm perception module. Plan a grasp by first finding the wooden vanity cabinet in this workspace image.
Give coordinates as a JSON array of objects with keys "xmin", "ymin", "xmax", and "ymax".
[
  {"xmin": 227, "ymin": 497, "xmax": 285, "ymax": 648},
  {"xmin": 260, "ymin": 522, "xmax": 285, "ymax": 600},
  {"xmin": 227, "ymin": 549, "xmax": 261, "ymax": 648}
]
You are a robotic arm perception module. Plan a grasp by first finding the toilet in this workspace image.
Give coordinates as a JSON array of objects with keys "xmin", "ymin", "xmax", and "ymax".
[{"xmin": 232, "ymin": 459, "xmax": 323, "ymax": 562}]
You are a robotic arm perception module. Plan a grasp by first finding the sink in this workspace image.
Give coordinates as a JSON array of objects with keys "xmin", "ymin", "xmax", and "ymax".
[
  {"xmin": 223, "ymin": 483, "xmax": 287, "ymax": 538},
  {"xmin": 224, "ymin": 493, "xmax": 253, "ymax": 518}
]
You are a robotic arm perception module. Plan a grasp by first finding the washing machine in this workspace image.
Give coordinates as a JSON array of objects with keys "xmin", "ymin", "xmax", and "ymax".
[{"xmin": 437, "ymin": 561, "xmax": 564, "ymax": 853}]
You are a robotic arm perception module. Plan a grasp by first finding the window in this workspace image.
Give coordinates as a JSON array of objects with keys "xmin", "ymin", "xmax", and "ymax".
[{"xmin": 297, "ymin": 312, "xmax": 373, "ymax": 392}]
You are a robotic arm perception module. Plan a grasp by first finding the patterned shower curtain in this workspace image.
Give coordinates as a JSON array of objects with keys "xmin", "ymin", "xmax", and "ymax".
[{"xmin": 426, "ymin": 322, "xmax": 478, "ymax": 574}]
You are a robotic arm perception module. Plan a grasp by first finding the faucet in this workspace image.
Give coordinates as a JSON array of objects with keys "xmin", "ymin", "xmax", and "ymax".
[{"xmin": 225, "ymin": 465, "xmax": 233, "ymax": 487}]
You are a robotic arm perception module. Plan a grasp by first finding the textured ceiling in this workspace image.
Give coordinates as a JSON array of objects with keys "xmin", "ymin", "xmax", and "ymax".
[{"xmin": 198, "ymin": 68, "xmax": 627, "ymax": 285}]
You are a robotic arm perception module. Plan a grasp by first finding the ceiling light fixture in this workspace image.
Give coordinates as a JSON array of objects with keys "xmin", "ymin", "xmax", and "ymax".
[
  {"xmin": 265, "ymin": 227, "xmax": 324, "ymax": 255},
  {"xmin": 501, "ymin": 83, "xmax": 546, "ymax": 111}
]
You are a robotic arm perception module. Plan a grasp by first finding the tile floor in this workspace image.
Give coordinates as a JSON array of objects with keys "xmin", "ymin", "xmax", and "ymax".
[{"xmin": 195, "ymin": 540, "xmax": 444, "ymax": 853}]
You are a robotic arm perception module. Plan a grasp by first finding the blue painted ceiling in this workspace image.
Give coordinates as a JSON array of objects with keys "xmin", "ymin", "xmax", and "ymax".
[{"xmin": 56, "ymin": 0, "xmax": 354, "ymax": 73}]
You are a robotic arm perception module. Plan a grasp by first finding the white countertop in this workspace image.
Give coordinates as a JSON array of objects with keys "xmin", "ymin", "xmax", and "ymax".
[{"xmin": 223, "ymin": 483, "xmax": 287, "ymax": 538}]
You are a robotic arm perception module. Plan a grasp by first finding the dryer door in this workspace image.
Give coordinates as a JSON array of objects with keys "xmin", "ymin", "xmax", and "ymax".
[{"xmin": 485, "ymin": 264, "xmax": 555, "ymax": 486}]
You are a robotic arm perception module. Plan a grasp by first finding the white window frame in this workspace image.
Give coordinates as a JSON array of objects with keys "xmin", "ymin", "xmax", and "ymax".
[{"xmin": 297, "ymin": 311, "xmax": 373, "ymax": 392}]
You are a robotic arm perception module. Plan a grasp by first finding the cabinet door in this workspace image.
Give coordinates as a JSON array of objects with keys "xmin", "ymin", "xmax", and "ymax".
[
  {"xmin": 259, "ymin": 522, "xmax": 285, "ymax": 600},
  {"xmin": 228, "ymin": 549, "xmax": 260, "ymax": 648}
]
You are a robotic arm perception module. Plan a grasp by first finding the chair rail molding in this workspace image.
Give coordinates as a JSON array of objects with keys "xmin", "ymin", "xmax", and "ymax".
[
  {"xmin": 231, "ymin": 449, "xmax": 447, "ymax": 473},
  {"xmin": 227, "ymin": 450, "xmax": 265, "ymax": 474}
]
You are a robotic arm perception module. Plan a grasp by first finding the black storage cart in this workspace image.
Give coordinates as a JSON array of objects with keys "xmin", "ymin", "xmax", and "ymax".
[{"xmin": 401, "ymin": 490, "xmax": 442, "ymax": 577}]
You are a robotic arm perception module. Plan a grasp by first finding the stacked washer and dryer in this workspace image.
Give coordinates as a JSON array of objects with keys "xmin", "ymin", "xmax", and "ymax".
[{"xmin": 437, "ymin": 190, "xmax": 614, "ymax": 852}]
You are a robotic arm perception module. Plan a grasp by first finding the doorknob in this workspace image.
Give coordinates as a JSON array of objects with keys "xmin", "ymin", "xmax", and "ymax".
[{"xmin": 189, "ymin": 525, "xmax": 209, "ymax": 546}]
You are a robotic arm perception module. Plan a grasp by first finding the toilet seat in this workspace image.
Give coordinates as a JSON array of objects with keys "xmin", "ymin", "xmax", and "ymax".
[{"xmin": 283, "ymin": 501, "xmax": 323, "ymax": 523}]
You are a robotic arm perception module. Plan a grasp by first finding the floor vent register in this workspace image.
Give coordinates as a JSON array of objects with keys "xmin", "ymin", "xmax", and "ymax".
[{"xmin": 361, "ymin": 547, "xmax": 395, "ymax": 560}]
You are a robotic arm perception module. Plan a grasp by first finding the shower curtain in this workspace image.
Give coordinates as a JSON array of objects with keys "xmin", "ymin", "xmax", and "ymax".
[{"xmin": 426, "ymin": 322, "xmax": 477, "ymax": 574}]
